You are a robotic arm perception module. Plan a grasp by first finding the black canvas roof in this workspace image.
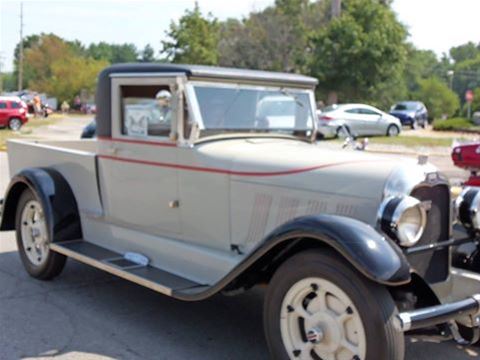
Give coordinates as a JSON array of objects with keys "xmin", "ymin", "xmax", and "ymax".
[{"xmin": 95, "ymin": 63, "xmax": 318, "ymax": 137}]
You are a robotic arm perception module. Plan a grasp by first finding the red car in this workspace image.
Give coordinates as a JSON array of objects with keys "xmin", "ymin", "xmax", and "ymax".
[
  {"xmin": 0, "ymin": 96, "xmax": 29, "ymax": 131},
  {"xmin": 452, "ymin": 141, "xmax": 480, "ymax": 186}
]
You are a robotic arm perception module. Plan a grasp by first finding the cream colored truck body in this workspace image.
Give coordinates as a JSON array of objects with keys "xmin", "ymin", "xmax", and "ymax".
[{"xmin": 7, "ymin": 136, "xmax": 427, "ymax": 286}]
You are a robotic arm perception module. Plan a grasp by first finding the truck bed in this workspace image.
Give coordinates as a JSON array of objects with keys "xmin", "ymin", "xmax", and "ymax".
[{"xmin": 6, "ymin": 139, "xmax": 103, "ymax": 220}]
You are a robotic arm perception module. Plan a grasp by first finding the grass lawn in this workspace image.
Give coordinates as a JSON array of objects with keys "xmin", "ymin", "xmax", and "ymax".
[
  {"xmin": 326, "ymin": 135, "xmax": 465, "ymax": 148},
  {"xmin": 0, "ymin": 116, "xmax": 59, "ymax": 151},
  {"xmin": 368, "ymin": 135, "xmax": 458, "ymax": 147}
]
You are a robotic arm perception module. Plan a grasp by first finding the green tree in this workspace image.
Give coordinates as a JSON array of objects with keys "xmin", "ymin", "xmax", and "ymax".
[
  {"xmin": 450, "ymin": 42, "xmax": 480, "ymax": 64},
  {"xmin": 161, "ymin": 3, "xmax": 219, "ymax": 65},
  {"xmin": 87, "ymin": 42, "xmax": 138, "ymax": 63},
  {"xmin": 32, "ymin": 55, "xmax": 108, "ymax": 104},
  {"xmin": 218, "ymin": 0, "xmax": 329, "ymax": 72},
  {"xmin": 140, "ymin": 44, "xmax": 156, "ymax": 62},
  {"xmin": 404, "ymin": 45, "xmax": 446, "ymax": 92},
  {"xmin": 415, "ymin": 77, "xmax": 460, "ymax": 119},
  {"xmin": 310, "ymin": 0, "xmax": 407, "ymax": 106}
]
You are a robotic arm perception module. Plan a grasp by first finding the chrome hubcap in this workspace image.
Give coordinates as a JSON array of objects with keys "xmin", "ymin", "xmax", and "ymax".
[
  {"xmin": 20, "ymin": 200, "xmax": 49, "ymax": 266},
  {"xmin": 10, "ymin": 119, "xmax": 21, "ymax": 131},
  {"xmin": 280, "ymin": 278, "xmax": 366, "ymax": 360}
]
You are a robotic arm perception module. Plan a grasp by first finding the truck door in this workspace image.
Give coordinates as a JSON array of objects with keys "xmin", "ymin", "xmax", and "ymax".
[{"xmin": 98, "ymin": 76, "xmax": 181, "ymax": 236}]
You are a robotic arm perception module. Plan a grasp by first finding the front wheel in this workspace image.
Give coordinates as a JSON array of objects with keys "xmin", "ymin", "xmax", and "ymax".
[
  {"xmin": 15, "ymin": 189, "xmax": 67, "ymax": 280},
  {"xmin": 386, "ymin": 124, "xmax": 400, "ymax": 137},
  {"xmin": 264, "ymin": 250, "xmax": 404, "ymax": 360}
]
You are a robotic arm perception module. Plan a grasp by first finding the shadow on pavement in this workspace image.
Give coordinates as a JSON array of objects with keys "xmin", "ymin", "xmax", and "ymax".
[{"xmin": 0, "ymin": 245, "xmax": 479, "ymax": 360}]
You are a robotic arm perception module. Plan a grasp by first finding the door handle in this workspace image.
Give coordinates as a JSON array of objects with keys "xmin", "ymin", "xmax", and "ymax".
[{"xmin": 105, "ymin": 146, "xmax": 118, "ymax": 155}]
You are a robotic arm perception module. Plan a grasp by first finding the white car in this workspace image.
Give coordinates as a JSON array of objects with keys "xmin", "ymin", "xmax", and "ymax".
[{"xmin": 318, "ymin": 103, "xmax": 402, "ymax": 138}]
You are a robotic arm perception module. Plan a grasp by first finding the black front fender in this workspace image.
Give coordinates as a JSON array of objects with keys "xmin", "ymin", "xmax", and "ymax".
[
  {"xmin": 174, "ymin": 214, "xmax": 411, "ymax": 301},
  {"xmin": 0, "ymin": 168, "xmax": 82, "ymax": 242},
  {"xmin": 264, "ymin": 214, "xmax": 411, "ymax": 285}
]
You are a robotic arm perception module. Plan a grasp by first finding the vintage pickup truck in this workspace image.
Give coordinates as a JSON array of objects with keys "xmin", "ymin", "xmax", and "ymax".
[{"xmin": 2, "ymin": 64, "xmax": 480, "ymax": 360}]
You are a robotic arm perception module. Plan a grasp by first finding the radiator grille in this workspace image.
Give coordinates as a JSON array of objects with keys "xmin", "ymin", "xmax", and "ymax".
[{"xmin": 407, "ymin": 184, "xmax": 451, "ymax": 283}]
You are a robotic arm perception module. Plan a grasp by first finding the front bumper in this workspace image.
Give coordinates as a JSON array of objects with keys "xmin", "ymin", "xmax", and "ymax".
[{"xmin": 397, "ymin": 294, "xmax": 480, "ymax": 331}]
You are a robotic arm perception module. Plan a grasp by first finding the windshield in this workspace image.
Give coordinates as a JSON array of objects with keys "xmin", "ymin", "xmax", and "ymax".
[
  {"xmin": 192, "ymin": 84, "xmax": 314, "ymax": 138},
  {"xmin": 392, "ymin": 102, "xmax": 417, "ymax": 111}
]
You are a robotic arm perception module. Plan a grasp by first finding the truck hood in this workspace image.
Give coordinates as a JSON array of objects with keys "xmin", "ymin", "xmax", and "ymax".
[{"xmin": 196, "ymin": 138, "xmax": 426, "ymax": 200}]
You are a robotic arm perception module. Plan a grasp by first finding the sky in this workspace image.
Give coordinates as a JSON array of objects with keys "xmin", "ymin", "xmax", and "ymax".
[{"xmin": 0, "ymin": 0, "xmax": 479, "ymax": 72}]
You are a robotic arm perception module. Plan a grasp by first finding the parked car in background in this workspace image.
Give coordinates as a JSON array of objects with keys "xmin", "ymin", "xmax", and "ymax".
[
  {"xmin": 317, "ymin": 103, "xmax": 401, "ymax": 137},
  {"xmin": 81, "ymin": 120, "xmax": 96, "ymax": 138},
  {"xmin": 389, "ymin": 101, "xmax": 428, "ymax": 129},
  {"xmin": 0, "ymin": 96, "xmax": 29, "ymax": 131}
]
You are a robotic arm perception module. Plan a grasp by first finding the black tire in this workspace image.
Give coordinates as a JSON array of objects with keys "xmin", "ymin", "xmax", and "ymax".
[
  {"xmin": 410, "ymin": 120, "xmax": 418, "ymax": 130},
  {"xmin": 386, "ymin": 124, "xmax": 400, "ymax": 137},
  {"xmin": 15, "ymin": 189, "xmax": 67, "ymax": 280},
  {"xmin": 8, "ymin": 117, "xmax": 23, "ymax": 131},
  {"xmin": 264, "ymin": 249, "xmax": 404, "ymax": 360}
]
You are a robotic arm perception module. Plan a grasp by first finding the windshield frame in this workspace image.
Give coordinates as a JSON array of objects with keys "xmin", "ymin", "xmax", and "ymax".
[{"xmin": 185, "ymin": 81, "xmax": 317, "ymax": 144}]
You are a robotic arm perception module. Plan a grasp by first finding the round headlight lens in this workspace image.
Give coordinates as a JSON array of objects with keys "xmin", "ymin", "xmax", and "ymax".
[
  {"xmin": 455, "ymin": 187, "xmax": 480, "ymax": 230},
  {"xmin": 379, "ymin": 196, "xmax": 427, "ymax": 247}
]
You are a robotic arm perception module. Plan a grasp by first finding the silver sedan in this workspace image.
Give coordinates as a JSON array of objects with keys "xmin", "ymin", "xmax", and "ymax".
[{"xmin": 317, "ymin": 103, "xmax": 402, "ymax": 138}]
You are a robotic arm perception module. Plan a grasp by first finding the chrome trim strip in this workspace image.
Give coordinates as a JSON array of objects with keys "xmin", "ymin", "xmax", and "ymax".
[{"xmin": 50, "ymin": 242, "xmax": 173, "ymax": 296}]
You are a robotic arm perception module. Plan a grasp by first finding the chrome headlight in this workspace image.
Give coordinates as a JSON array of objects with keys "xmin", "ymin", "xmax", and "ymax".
[
  {"xmin": 455, "ymin": 187, "xmax": 480, "ymax": 230},
  {"xmin": 378, "ymin": 196, "xmax": 427, "ymax": 247}
]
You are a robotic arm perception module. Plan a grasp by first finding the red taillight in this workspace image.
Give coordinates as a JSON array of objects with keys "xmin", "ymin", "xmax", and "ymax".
[{"xmin": 319, "ymin": 115, "xmax": 334, "ymax": 121}]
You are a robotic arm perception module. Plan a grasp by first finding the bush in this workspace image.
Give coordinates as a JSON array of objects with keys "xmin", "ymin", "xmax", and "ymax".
[
  {"xmin": 415, "ymin": 77, "xmax": 460, "ymax": 119},
  {"xmin": 433, "ymin": 117, "xmax": 473, "ymax": 131}
]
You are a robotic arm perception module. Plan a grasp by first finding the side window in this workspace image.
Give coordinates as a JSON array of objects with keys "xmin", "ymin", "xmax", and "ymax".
[
  {"xmin": 345, "ymin": 108, "xmax": 360, "ymax": 114},
  {"xmin": 11, "ymin": 102, "xmax": 21, "ymax": 109},
  {"xmin": 120, "ymin": 85, "xmax": 173, "ymax": 137},
  {"xmin": 0, "ymin": 102, "xmax": 7, "ymax": 109},
  {"xmin": 359, "ymin": 108, "xmax": 380, "ymax": 116}
]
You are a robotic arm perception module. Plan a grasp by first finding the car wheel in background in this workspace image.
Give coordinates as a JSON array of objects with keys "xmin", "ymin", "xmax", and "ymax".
[
  {"xmin": 264, "ymin": 250, "xmax": 404, "ymax": 360},
  {"xmin": 8, "ymin": 117, "xmax": 23, "ymax": 131},
  {"xmin": 386, "ymin": 124, "xmax": 400, "ymax": 137},
  {"xmin": 411, "ymin": 120, "xmax": 418, "ymax": 130}
]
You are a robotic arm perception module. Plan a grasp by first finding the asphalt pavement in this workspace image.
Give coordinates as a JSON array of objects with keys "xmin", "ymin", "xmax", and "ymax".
[{"xmin": 0, "ymin": 119, "xmax": 478, "ymax": 359}]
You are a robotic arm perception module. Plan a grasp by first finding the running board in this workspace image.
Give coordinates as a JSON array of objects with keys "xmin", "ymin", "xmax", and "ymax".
[{"xmin": 50, "ymin": 240, "xmax": 204, "ymax": 297}]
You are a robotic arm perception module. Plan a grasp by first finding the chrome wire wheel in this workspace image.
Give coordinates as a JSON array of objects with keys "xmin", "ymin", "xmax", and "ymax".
[
  {"xmin": 280, "ymin": 277, "xmax": 367, "ymax": 360},
  {"xmin": 20, "ymin": 200, "xmax": 49, "ymax": 267}
]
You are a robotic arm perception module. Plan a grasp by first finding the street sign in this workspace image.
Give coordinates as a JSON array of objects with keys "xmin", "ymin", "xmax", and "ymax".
[{"xmin": 466, "ymin": 89, "xmax": 474, "ymax": 103}]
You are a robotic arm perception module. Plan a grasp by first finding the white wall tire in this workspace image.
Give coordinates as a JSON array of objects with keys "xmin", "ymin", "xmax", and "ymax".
[
  {"xmin": 15, "ymin": 189, "xmax": 67, "ymax": 280},
  {"xmin": 264, "ymin": 249, "xmax": 404, "ymax": 360}
]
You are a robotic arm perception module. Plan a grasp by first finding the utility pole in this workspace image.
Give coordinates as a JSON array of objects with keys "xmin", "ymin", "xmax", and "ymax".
[
  {"xmin": 0, "ymin": 53, "xmax": 4, "ymax": 93},
  {"xmin": 17, "ymin": 2, "xmax": 24, "ymax": 91}
]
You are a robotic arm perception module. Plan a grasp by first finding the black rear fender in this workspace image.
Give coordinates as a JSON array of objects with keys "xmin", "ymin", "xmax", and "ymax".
[{"xmin": 0, "ymin": 168, "xmax": 82, "ymax": 242}]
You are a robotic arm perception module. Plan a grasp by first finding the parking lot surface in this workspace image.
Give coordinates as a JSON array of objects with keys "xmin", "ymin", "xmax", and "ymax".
[{"xmin": 0, "ymin": 121, "xmax": 478, "ymax": 359}]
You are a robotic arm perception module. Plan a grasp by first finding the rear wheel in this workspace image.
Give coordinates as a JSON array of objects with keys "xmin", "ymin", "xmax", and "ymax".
[
  {"xmin": 15, "ymin": 189, "xmax": 67, "ymax": 280},
  {"xmin": 264, "ymin": 250, "xmax": 404, "ymax": 360},
  {"xmin": 386, "ymin": 124, "xmax": 400, "ymax": 137},
  {"xmin": 9, "ymin": 117, "xmax": 22, "ymax": 131}
]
